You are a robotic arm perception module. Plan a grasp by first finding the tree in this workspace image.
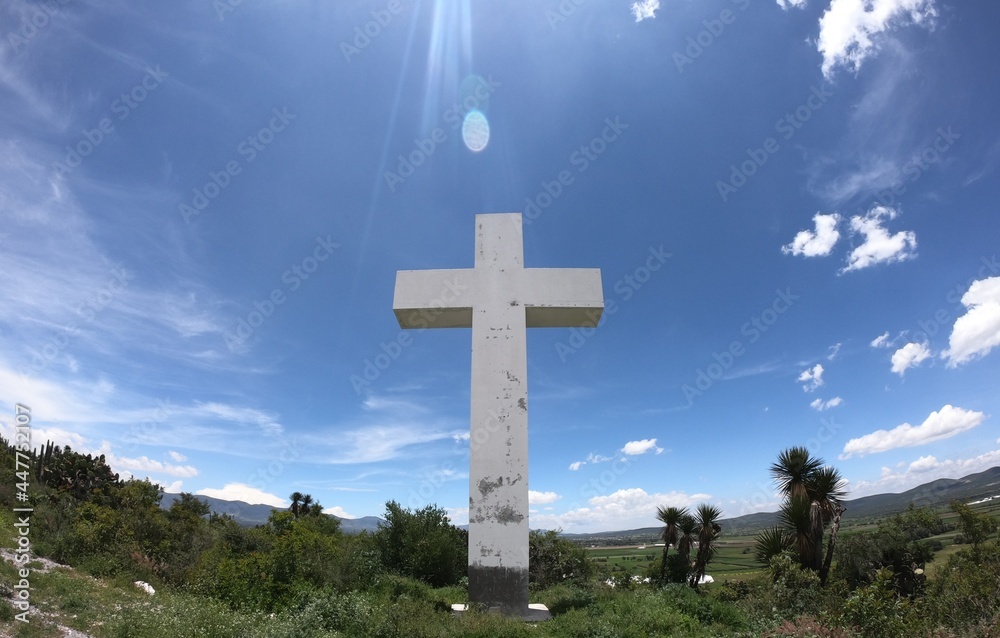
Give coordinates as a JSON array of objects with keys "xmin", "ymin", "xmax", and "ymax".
[
  {"xmin": 949, "ymin": 500, "xmax": 998, "ymax": 560},
  {"xmin": 528, "ymin": 529, "xmax": 591, "ymax": 588},
  {"xmin": 661, "ymin": 513, "xmax": 697, "ymax": 584},
  {"xmin": 655, "ymin": 505, "xmax": 688, "ymax": 584},
  {"xmin": 373, "ymin": 501, "xmax": 468, "ymax": 587},
  {"xmin": 769, "ymin": 446, "xmax": 846, "ymax": 583},
  {"xmin": 689, "ymin": 503, "xmax": 722, "ymax": 588},
  {"xmin": 676, "ymin": 514, "xmax": 696, "ymax": 565},
  {"xmin": 300, "ymin": 494, "xmax": 315, "ymax": 516},
  {"xmin": 289, "ymin": 492, "xmax": 304, "ymax": 518}
]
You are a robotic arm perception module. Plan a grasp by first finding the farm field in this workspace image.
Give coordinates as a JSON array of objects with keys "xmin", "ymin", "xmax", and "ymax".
[
  {"xmin": 585, "ymin": 498, "xmax": 1000, "ymax": 585},
  {"xmin": 587, "ymin": 535, "xmax": 765, "ymax": 582}
]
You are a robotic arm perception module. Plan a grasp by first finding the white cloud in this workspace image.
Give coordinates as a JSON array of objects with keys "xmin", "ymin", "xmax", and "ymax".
[
  {"xmin": 782, "ymin": 213, "xmax": 842, "ymax": 257},
  {"xmin": 319, "ymin": 423, "xmax": 461, "ymax": 464},
  {"xmin": 529, "ymin": 487, "xmax": 712, "ymax": 534},
  {"xmin": 529, "ymin": 491, "xmax": 561, "ymax": 505},
  {"xmin": 323, "ymin": 506, "xmax": 355, "ymax": 519},
  {"xmin": 817, "ymin": 0, "xmax": 938, "ymax": 78},
  {"xmin": 810, "ymin": 397, "xmax": 843, "ymax": 411},
  {"xmin": 841, "ymin": 206, "xmax": 917, "ymax": 273},
  {"xmin": 196, "ymin": 483, "xmax": 286, "ymax": 507},
  {"xmin": 850, "ymin": 446, "xmax": 1000, "ymax": 497},
  {"xmin": 161, "ymin": 480, "xmax": 184, "ymax": 493},
  {"xmin": 870, "ymin": 331, "xmax": 890, "ymax": 348},
  {"xmin": 777, "ymin": 0, "xmax": 807, "ymax": 8},
  {"xmin": 840, "ymin": 404, "xmax": 986, "ymax": 458},
  {"xmin": 630, "ymin": 0, "xmax": 660, "ymax": 22},
  {"xmin": 890, "ymin": 342, "xmax": 932, "ymax": 376},
  {"xmin": 568, "ymin": 451, "xmax": 618, "ymax": 471},
  {"xmin": 621, "ymin": 438, "xmax": 664, "ymax": 455},
  {"xmin": 106, "ymin": 452, "xmax": 199, "ymax": 478},
  {"xmin": 193, "ymin": 402, "xmax": 284, "ymax": 435},
  {"xmin": 943, "ymin": 277, "xmax": 1000, "ymax": 366},
  {"xmin": 827, "ymin": 342, "xmax": 842, "ymax": 360},
  {"xmin": 798, "ymin": 364, "xmax": 825, "ymax": 392},
  {"xmin": 168, "ymin": 450, "xmax": 187, "ymax": 462}
]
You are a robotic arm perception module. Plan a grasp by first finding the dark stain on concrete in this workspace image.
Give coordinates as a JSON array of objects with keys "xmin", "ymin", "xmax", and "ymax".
[
  {"xmin": 478, "ymin": 476, "xmax": 502, "ymax": 497},
  {"xmin": 495, "ymin": 504, "xmax": 524, "ymax": 524}
]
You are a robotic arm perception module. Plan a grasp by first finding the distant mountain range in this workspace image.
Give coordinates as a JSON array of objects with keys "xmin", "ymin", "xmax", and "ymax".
[
  {"xmin": 158, "ymin": 492, "xmax": 384, "ymax": 533},
  {"xmin": 161, "ymin": 466, "xmax": 1000, "ymax": 538},
  {"xmin": 563, "ymin": 466, "xmax": 1000, "ymax": 543}
]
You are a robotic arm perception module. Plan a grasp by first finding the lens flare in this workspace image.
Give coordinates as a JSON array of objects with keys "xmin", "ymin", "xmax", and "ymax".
[{"xmin": 462, "ymin": 109, "xmax": 490, "ymax": 152}]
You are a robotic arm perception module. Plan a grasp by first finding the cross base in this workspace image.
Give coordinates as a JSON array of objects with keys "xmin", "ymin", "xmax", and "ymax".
[
  {"xmin": 450, "ymin": 603, "xmax": 552, "ymax": 622},
  {"xmin": 468, "ymin": 564, "xmax": 528, "ymax": 615}
]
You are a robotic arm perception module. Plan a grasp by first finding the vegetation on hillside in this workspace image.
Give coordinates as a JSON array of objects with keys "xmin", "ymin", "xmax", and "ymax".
[{"xmin": 1, "ymin": 435, "xmax": 998, "ymax": 637}]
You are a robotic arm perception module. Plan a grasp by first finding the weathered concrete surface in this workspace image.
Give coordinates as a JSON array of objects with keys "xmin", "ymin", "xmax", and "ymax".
[{"xmin": 393, "ymin": 213, "xmax": 603, "ymax": 617}]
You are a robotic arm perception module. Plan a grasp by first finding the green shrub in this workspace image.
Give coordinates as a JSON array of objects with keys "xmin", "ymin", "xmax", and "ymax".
[
  {"xmin": 529, "ymin": 529, "xmax": 593, "ymax": 589},
  {"xmin": 923, "ymin": 544, "xmax": 1000, "ymax": 632},
  {"xmin": 657, "ymin": 584, "xmax": 748, "ymax": 630},
  {"xmin": 839, "ymin": 568, "xmax": 922, "ymax": 638},
  {"xmin": 104, "ymin": 589, "xmax": 264, "ymax": 638},
  {"xmin": 537, "ymin": 582, "xmax": 599, "ymax": 615},
  {"xmin": 764, "ymin": 615, "xmax": 852, "ymax": 637}
]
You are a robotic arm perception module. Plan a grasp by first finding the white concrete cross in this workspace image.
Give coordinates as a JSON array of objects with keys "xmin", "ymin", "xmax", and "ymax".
[{"xmin": 393, "ymin": 213, "xmax": 603, "ymax": 616}]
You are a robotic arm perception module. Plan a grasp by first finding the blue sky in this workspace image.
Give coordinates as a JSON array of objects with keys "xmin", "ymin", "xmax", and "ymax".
[{"xmin": 1, "ymin": 0, "xmax": 998, "ymax": 533}]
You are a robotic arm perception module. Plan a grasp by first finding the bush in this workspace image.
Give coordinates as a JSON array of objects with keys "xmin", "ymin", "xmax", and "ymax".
[
  {"xmin": 657, "ymin": 584, "xmax": 749, "ymax": 630},
  {"xmin": 372, "ymin": 501, "xmax": 468, "ymax": 588},
  {"xmin": 764, "ymin": 615, "xmax": 852, "ymax": 637},
  {"xmin": 537, "ymin": 582, "xmax": 599, "ymax": 615},
  {"xmin": 839, "ymin": 568, "xmax": 922, "ymax": 638},
  {"xmin": 923, "ymin": 544, "xmax": 1000, "ymax": 632},
  {"xmin": 734, "ymin": 555, "xmax": 828, "ymax": 626},
  {"xmin": 548, "ymin": 590, "xmax": 703, "ymax": 638},
  {"xmin": 529, "ymin": 529, "xmax": 592, "ymax": 589}
]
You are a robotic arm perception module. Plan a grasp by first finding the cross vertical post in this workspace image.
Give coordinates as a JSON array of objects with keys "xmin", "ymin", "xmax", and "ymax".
[{"xmin": 393, "ymin": 213, "xmax": 603, "ymax": 617}]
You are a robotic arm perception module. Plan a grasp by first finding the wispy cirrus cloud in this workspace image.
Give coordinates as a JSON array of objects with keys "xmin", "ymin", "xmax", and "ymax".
[{"xmin": 810, "ymin": 397, "xmax": 843, "ymax": 411}]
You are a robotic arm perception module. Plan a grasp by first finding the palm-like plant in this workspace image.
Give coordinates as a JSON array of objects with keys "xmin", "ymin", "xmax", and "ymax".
[
  {"xmin": 769, "ymin": 447, "xmax": 822, "ymax": 502},
  {"xmin": 690, "ymin": 504, "xmax": 722, "ymax": 588},
  {"xmin": 754, "ymin": 526, "xmax": 794, "ymax": 565},
  {"xmin": 778, "ymin": 496, "xmax": 818, "ymax": 569},
  {"xmin": 656, "ymin": 506, "xmax": 688, "ymax": 583},
  {"xmin": 811, "ymin": 466, "xmax": 847, "ymax": 583},
  {"xmin": 289, "ymin": 491, "xmax": 304, "ymax": 518},
  {"xmin": 676, "ymin": 514, "xmax": 696, "ymax": 566},
  {"xmin": 770, "ymin": 447, "xmax": 847, "ymax": 583},
  {"xmin": 300, "ymin": 494, "xmax": 315, "ymax": 516}
]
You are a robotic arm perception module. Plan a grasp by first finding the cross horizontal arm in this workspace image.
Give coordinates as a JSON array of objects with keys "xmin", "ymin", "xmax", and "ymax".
[
  {"xmin": 522, "ymin": 268, "xmax": 604, "ymax": 328},
  {"xmin": 393, "ymin": 268, "xmax": 476, "ymax": 328}
]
